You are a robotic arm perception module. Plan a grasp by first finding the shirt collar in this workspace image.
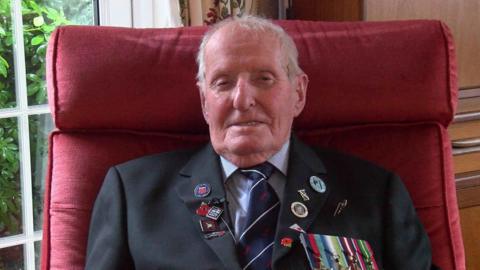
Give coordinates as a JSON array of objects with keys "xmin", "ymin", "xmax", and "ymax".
[{"xmin": 220, "ymin": 140, "xmax": 290, "ymax": 180}]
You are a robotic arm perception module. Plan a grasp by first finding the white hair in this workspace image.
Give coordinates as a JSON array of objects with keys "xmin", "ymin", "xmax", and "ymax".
[{"xmin": 196, "ymin": 15, "xmax": 303, "ymax": 84}]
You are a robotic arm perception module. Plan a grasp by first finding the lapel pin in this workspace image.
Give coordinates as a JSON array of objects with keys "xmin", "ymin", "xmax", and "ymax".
[
  {"xmin": 199, "ymin": 219, "xmax": 219, "ymax": 233},
  {"xmin": 334, "ymin": 199, "xmax": 348, "ymax": 216},
  {"xmin": 194, "ymin": 183, "xmax": 211, "ymax": 198},
  {"xmin": 204, "ymin": 230, "xmax": 226, "ymax": 239},
  {"xmin": 289, "ymin": 223, "xmax": 306, "ymax": 233},
  {"xmin": 196, "ymin": 202, "xmax": 210, "ymax": 216},
  {"xmin": 281, "ymin": 237, "xmax": 293, "ymax": 248},
  {"xmin": 297, "ymin": 189, "xmax": 310, "ymax": 201},
  {"xmin": 207, "ymin": 197, "xmax": 225, "ymax": 206},
  {"xmin": 291, "ymin": 201, "xmax": 309, "ymax": 218},
  {"xmin": 309, "ymin": 176, "xmax": 326, "ymax": 193},
  {"xmin": 206, "ymin": 206, "xmax": 223, "ymax": 221}
]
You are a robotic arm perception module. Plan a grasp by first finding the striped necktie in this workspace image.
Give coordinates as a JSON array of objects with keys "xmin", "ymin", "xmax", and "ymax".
[{"xmin": 237, "ymin": 162, "xmax": 280, "ymax": 270}]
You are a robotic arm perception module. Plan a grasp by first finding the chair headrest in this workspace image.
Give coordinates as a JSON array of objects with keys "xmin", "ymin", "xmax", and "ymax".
[{"xmin": 47, "ymin": 20, "xmax": 457, "ymax": 133}]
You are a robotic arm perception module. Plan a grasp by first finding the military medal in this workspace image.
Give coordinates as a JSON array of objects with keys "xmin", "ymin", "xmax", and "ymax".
[{"xmin": 300, "ymin": 233, "xmax": 379, "ymax": 270}]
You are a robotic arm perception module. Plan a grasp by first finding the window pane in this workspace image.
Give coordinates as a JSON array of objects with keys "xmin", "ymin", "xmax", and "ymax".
[
  {"xmin": 0, "ymin": 1, "xmax": 17, "ymax": 109},
  {"xmin": 0, "ymin": 117, "xmax": 21, "ymax": 237},
  {"xmin": 29, "ymin": 113, "xmax": 53, "ymax": 230},
  {"xmin": 0, "ymin": 244, "xmax": 24, "ymax": 269},
  {"xmin": 35, "ymin": 241, "xmax": 41, "ymax": 270},
  {"xmin": 24, "ymin": 0, "xmax": 95, "ymax": 106}
]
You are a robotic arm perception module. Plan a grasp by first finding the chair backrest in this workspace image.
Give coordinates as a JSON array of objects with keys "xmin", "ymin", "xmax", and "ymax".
[{"xmin": 42, "ymin": 20, "xmax": 464, "ymax": 270}]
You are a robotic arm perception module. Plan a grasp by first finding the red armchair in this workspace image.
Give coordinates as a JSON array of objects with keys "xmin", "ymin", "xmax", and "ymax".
[{"xmin": 42, "ymin": 20, "xmax": 464, "ymax": 269}]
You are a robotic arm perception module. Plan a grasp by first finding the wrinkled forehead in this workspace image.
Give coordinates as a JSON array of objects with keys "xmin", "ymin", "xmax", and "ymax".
[
  {"xmin": 206, "ymin": 24, "xmax": 280, "ymax": 49},
  {"xmin": 204, "ymin": 24, "xmax": 286, "ymax": 65}
]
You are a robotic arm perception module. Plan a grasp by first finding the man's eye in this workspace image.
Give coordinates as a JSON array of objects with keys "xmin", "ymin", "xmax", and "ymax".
[
  {"xmin": 212, "ymin": 79, "xmax": 226, "ymax": 86},
  {"xmin": 211, "ymin": 79, "xmax": 232, "ymax": 91},
  {"xmin": 256, "ymin": 75, "xmax": 275, "ymax": 85}
]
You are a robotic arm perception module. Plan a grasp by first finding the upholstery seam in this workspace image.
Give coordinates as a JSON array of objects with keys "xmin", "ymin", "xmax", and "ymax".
[
  {"xmin": 439, "ymin": 21, "xmax": 457, "ymax": 126},
  {"xmin": 52, "ymin": 27, "xmax": 61, "ymax": 129},
  {"xmin": 436, "ymin": 123, "xmax": 461, "ymax": 269}
]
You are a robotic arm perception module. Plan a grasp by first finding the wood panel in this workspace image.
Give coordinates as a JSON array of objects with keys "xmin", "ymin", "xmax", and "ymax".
[
  {"xmin": 456, "ymin": 172, "xmax": 480, "ymax": 208},
  {"xmin": 449, "ymin": 119, "xmax": 480, "ymax": 140},
  {"xmin": 460, "ymin": 206, "xmax": 480, "ymax": 270},
  {"xmin": 364, "ymin": 0, "xmax": 480, "ymax": 88},
  {"xmin": 291, "ymin": 0, "xmax": 362, "ymax": 21},
  {"xmin": 457, "ymin": 96, "xmax": 480, "ymax": 114},
  {"xmin": 453, "ymin": 150, "xmax": 480, "ymax": 174},
  {"xmin": 459, "ymin": 88, "xmax": 480, "ymax": 99}
]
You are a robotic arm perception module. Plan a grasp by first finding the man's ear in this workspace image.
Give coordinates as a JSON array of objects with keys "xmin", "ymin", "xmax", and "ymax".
[
  {"xmin": 197, "ymin": 82, "xmax": 210, "ymax": 124},
  {"xmin": 293, "ymin": 73, "xmax": 308, "ymax": 117}
]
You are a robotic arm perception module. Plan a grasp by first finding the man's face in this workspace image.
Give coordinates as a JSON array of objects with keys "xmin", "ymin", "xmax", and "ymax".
[{"xmin": 199, "ymin": 26, "xmax": 308, "ymax": 167}]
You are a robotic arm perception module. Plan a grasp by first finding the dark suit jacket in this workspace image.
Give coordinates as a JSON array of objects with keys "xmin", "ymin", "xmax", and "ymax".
[{"xmin": 85, "ymin": 137, "xmax": 434, "ymax": 270}]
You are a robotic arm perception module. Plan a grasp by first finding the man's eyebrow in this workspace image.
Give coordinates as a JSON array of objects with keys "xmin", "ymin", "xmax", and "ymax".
[{"xmin": 209, "ymin": 72, "xmax": 230, "ymax": 80}]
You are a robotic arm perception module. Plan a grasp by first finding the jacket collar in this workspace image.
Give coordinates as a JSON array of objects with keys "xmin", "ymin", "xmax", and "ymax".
[
  {"xmin": 272, "ymin": 136, "xmax": 330, "ymax": 268},
  {"xmin": 175, "ymin": 137, "xmax": 330, "ymax": 269},
  {"xmin": 175, "ymin": 143, "xmax": 241, "ymax": 270}
]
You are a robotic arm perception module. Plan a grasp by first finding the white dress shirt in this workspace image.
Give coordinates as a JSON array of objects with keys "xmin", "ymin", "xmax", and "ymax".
[{"xmin": 220, "ymin": 141, "xmax": 290, "ymax": 240}]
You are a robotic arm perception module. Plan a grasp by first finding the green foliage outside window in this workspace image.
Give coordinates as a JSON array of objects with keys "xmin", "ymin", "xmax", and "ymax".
[
  {"xmin": 0, "ymin": 0, "xmax": 73, "ymax": 237},
  {"xmin": 23, "ymin": 0, "xmax": 69, "ymax": 105},
  {"xmin": 0, "ymin": 117, "xmax": 19, "ymax": 236}
]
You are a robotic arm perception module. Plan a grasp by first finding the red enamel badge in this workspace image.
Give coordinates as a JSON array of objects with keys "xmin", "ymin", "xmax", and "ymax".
[
  {"xmin": 196, "ymin": 202, "xmax": 210, "ymax": 216},
  {"xmin": 281, "ymin": 237, "xmax": 293, "ymax": 248}
]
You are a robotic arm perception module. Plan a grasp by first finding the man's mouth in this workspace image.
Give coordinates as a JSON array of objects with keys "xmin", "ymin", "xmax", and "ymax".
[{"xmin": 235, "ymin": 121, "xmax": 261, "ymax": 126}]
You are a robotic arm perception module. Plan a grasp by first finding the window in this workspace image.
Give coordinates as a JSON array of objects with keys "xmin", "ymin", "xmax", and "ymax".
[{"xmin": 0, "ymin": 1, "xmax": 97, "ymax": 269}]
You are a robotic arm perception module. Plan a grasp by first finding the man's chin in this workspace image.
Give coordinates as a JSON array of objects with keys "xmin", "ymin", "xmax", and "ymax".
[
  {"xmin": 224, "ymin": 136, "xmax": 268, "ymax": 154},
  {"xmin": 212, "ymin": 138, "xmax": 278, "ymax": 167}
]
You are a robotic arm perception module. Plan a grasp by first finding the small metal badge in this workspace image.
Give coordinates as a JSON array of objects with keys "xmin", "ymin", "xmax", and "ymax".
[
  {"xmin": 333, "ymin": 199, "xmax": 348, "ymax": 216},
  {"xmin": 204, "ymin": 230, "xmax": 226, "ymax": 239},
  {"xmin": 281, "ymin": 237, "xmax": 293, "ymax": 248},
  {"xmin": 199, "ymin": 219, "xmax": 219, "ymax": 233},
  {"xmin": 291, "ymin": 201, "xmax": 308, "ymax": 218},
  {"xmin": 194, "ymin": 183, "xmax": 211, "ymax": 198},
  {"xmin": 309, "ymin": 176, "xmax": 326, "ymax": 193},
  {"xmin": 289, "ymin": 223, "xmax": 306, "ymax": 233},
  {"xmin": 207, "ymin": 197, "xmax": 225, "ymax": 206},
  {"xmin": 196, "ymin": 202, "xmax": 210, "ymax": 216},
  {"xmin": 206, "ymin": 206, "xmax": 223, "ymax": 220},
  {"xmin": 297, "ymin": 189, "xmax": 310, "ymax": 201}
]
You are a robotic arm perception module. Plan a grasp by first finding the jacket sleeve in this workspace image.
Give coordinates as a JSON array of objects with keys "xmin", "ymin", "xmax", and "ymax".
[
  {"xmin": 383, "ymin": 173, "xmax": 438, "ymax": 270},
  {"xmin": 85, "ymin": 167, "xmax": 135, "ymax": 270}
]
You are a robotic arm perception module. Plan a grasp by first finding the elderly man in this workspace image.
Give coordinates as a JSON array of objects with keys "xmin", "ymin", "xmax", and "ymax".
[{"xmin": 86, "ymin": 16, "xmax": 435, "ymax": 270}]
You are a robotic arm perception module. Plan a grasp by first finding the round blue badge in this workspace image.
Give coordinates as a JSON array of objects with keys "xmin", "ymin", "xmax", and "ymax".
[
  {"xmin": 309, "ymin": 176, "xmax": 326, "ymax": 193},
  {"xmin": 194, "ymin": 183, "xmax": 211, "ymax": 198}
]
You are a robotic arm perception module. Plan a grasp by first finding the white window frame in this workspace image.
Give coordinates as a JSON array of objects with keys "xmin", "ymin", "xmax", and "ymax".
[{"xmin": 0, "ymin": 1, "xmax": 95, "ymax": 269}]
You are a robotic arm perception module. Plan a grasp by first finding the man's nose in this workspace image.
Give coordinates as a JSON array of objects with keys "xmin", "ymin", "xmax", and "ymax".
[{"xmin": 232, "ymin": 78, "xmax": 256, "ymax": 111}]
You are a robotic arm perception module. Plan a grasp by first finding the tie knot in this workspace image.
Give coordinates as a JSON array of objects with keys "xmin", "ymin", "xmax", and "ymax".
[{"xmin": 240, "ymin": 162, "xmax": 274, "ymax": 182}]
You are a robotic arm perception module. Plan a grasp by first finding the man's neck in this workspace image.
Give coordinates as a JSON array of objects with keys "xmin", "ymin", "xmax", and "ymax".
[{"xmin": 220, "ymin": 140, "xmax": 290, "ymax": 180}]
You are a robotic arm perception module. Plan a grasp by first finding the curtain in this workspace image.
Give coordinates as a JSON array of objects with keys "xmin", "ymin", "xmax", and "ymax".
[{"xmin": 179, "ymin": 0, "xmax": 279, "ymax": 26}]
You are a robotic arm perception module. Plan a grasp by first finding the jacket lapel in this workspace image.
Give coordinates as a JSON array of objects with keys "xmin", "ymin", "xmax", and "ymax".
[
  {"xmin": 175, "ymin": 144, "xmax": 241, "ymax": 270},
  {"xmin": 272, "ymin": 137, "xmax": 331, "ymax": 268}
]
